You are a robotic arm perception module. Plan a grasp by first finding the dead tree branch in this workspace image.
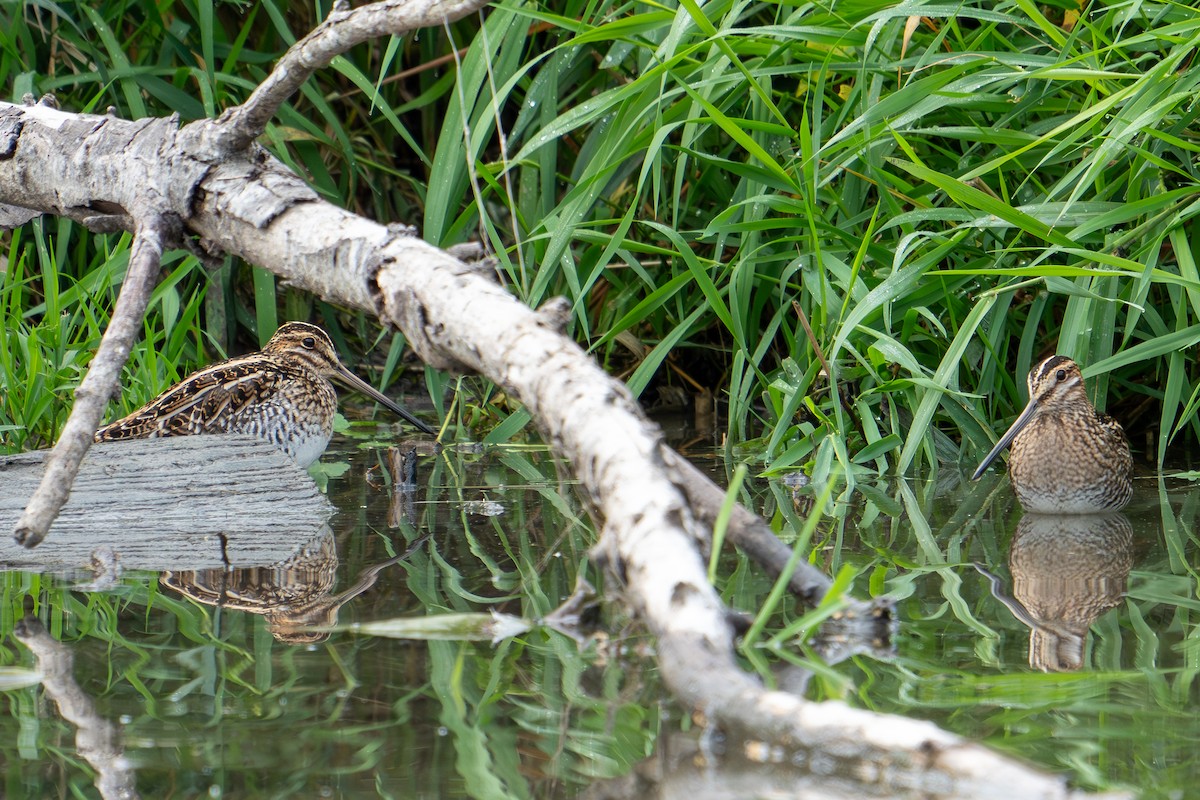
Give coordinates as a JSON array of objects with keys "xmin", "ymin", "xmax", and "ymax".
[
  {"xmin": 212, "ymin": 0, "xmax": 487, "ymax": 154},
  {"xmin": 14, "ymin": 215, "xmax": 169, "ymax": 547},
  {"xmin": 662, "ymin": 448, "xmax": 836, "ymax": 606},
  {"xmin": 0, "ymin": 0, "xmax": 1094, "ymax": 790}
]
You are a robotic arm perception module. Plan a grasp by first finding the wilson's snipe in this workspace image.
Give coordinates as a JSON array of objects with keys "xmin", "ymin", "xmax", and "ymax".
[
  {"xmin": 95, "ymin": 322, "xmax": 434, "ymax": 466},
  {"xmin": 972, "ymin": 355, "xmax": 1132, "ymax": 513}
]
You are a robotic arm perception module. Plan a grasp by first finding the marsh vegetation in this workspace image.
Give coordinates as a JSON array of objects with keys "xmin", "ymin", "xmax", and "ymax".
[{"xmin": 2, "ymin": 1, "xmax": 1199, "ymax": 796}]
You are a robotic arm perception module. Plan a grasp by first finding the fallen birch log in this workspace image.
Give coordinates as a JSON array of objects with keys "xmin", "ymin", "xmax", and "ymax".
[{"xmin": 0, "ymin": 0, "xmax": 1107, "ymax": 792}]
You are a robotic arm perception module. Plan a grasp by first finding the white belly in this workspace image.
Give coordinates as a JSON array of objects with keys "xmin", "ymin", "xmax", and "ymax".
[
  {"xmin": 222, "ymin": 403, "xmax": 334, "ymax": 468},
  {"xmin": 286, "ymin": 427, "xmax": 334, "ymax": 467}
]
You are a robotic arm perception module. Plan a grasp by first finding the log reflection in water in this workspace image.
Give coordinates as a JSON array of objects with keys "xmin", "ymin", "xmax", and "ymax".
[
  {"xmin": 13, "ymin": 616, "xmax": 140, "ymax": 800},
  {"xmin": 580, "ymin": 729, "xmax": 1132, "ymax": 800}
]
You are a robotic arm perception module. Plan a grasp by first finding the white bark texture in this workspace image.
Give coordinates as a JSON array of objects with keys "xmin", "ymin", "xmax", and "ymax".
[
  {"xmin": 0, "ymin": 0, "xmax": 1099, "ymax": 792},
  {"xmin": 0, "ymin": 436, "xmax": 332, "ymax": 571}
]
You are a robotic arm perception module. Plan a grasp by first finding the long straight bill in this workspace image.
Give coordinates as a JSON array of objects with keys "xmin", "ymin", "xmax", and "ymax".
[
  {"xmin": 335, "ymin": 366, "xmax": 436, "ymax": 435},
  {"xmin": 971, "ymin": 396, "xmax": 1040, "ymax": 480}
]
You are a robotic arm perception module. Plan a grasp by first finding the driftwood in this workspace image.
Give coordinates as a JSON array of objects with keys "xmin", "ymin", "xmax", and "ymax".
[
  {"xmin": 0, "ymin": 0, "xmax": 1107, "ymax": 792},
  {"xmin": 0, "ymin": 436, "xmax": 332, "ymax": 571},
  {"xmin": 12, "ymin": 214, "xmax": 170, "ymax": 547}
]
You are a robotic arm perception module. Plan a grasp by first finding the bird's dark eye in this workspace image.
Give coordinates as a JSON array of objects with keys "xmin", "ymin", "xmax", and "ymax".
[
  {"xmin": 302, "ymin": 336, "xmax": 316, "ymax": 349},
  {"xmin": 1055, "ymin": 369, "xmax": 1067, "ymax": 381}
]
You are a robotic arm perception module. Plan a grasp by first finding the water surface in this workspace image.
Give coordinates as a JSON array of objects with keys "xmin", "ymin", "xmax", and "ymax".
[{"xmin": 0, "ymin": 426, "xmax": 1194, "ymax": 798}]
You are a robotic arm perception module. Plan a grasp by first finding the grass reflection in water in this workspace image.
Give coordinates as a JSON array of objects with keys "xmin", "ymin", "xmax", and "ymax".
[{"xmin": 0, "ymin": 431, "xmax": 1193, "ymax": 798}]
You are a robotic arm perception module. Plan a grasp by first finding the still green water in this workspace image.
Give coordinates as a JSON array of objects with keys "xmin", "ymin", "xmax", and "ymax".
[{"xmin": 0, "ymin": 423, "xmax": 1194, "ymax": 798}]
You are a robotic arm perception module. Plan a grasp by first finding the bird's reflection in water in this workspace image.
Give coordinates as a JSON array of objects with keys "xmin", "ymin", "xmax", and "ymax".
[
  {"xmin": 161, "ymin": 527, "xmax": 425, "ymax": 644},
  {"xmin": 979, "ymin": 512, "xmax": 1132, "ymax": 671}
]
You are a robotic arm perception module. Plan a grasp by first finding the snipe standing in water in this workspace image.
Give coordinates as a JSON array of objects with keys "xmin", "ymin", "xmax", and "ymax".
[
  {"xmin": 972, "ymin": 355, "xmax": 1132, "ymax": 513},
  {"xmin": 95, "ymin": 322, "xmax": 435, "ymax": 466}
]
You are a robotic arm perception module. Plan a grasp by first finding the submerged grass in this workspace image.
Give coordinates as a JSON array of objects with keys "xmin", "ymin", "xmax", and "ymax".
[
  {"xmin": 0, "ymin": 441, "xmax": 655, "ymax": 798},
  {"xmin": 0, "ymin": 437, "xmax": 1189, "ymax": 796}
]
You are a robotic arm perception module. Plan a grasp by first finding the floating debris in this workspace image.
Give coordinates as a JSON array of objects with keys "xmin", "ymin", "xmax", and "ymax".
[
  {"xmin": 0, "ymin": 667, "xmax": 43, "ymax": 691},
  {"xmin": 461, "ymin": 499, "xmax": 506, "ymax": 517},
  {"xmin": 349, "ymin": 610, "xmax": 531, "ymax": 644}
]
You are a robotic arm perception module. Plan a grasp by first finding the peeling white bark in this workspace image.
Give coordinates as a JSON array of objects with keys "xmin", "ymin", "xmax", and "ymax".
[{"xmin": 0, "ymin": 0, "xmax": 1104, "ymax": 791}]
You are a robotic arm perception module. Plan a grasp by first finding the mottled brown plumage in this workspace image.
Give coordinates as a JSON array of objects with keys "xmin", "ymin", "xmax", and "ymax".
[
  {"xmin": 972, "ymin": 355, "xmax": 1132, "ymax": 513},
  {"xmin": 95, "ymin": 322, "xmax": 434, "ymax": 466}
]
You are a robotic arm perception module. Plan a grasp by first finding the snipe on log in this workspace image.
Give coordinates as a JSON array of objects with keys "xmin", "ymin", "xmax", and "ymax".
[{"xmin": 95, "ymin": 322, "xmax": 434, "ymax": 466}]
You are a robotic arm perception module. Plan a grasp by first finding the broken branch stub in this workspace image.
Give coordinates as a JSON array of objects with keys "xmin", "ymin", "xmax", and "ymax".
[{"xmin": 210, "ymin": 0, "xmax": 489, "ymax": 155}]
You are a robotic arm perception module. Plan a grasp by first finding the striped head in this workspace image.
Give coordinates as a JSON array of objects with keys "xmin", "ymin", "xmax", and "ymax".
[
  {"xmin": 262, "ymin": 322, "xmax": 343, "ymax": 378},
  {"xmin": 1024, "ymin": 355, "xmax": 1088, "ymax": 413},
  {"xmin": 263, "ymin": 322, "xmax": 435, "ymax": 435},
  {"xmin": 972, "ymin": 354, "xmax": 1092, "ymax": 481}
]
